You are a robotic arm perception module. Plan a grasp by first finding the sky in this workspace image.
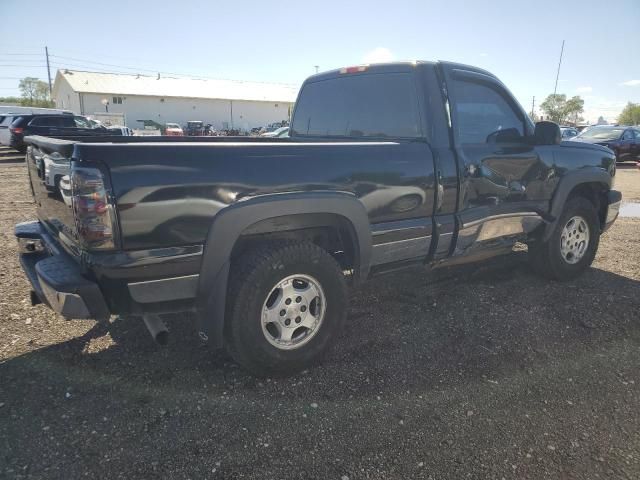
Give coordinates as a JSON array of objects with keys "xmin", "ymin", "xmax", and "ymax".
[{"xmin": 1, "ymin": 0, "xmax": 639, "ymax": 123}]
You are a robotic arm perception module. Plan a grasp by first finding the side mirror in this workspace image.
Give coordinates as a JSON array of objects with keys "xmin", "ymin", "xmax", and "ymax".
[
  {"xmin": 486, "ymin": 127, "xmax": 522, "ymax": 144},
  {"xmin": 533, "ymin": 121, "xmax": 561, "ymax": 145}
]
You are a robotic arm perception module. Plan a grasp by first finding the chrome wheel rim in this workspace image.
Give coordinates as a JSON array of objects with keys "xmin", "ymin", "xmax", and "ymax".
[
  {"xmin": 560, "ymin": 215, "xmax": 590, "ymax": 264},
  {"xmin": 261, "ymin": 274, "xmax": 326, "ymax": 350}
]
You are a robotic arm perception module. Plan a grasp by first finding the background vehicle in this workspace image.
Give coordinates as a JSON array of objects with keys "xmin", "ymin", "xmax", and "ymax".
[
  {"xmin": 6, "ymin": 114, "xmax": 121, "ymax": 152},
  {"xmin": 105, "ymin": 125, "xmax": 134, "ymax": 136},
  {"xmin": 164, "ymin": 123, "xmax": 184, "ymax": 136},
  {"xmin": 560, "ymin": 126, "xmax": 579, "ymax": 139},
  {"xmin": 572, "ymin": 125, "xmax": 640, "ymax": 162},
  {"xmin": 185, "ymin": 120, "xmax": 204, "ymax": 136},
  {"xmin": 260, "ymin": 126, "xmax": 289, "ymax": 137},
  {"xmin": 1, "ymin": 111, "xmax": 75, "ymax": 147},
  {"xmin": 16, "ymin": 61, "xmax": 621, "ymax": 376}
]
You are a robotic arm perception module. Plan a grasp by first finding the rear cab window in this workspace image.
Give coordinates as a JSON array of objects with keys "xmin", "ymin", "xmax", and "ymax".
[{"xmin": 291, "ymin": 72, "xmax": 423, "ymax": 139}]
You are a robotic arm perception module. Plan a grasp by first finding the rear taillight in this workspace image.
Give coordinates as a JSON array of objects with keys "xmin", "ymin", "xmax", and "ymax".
[
  {"xmin": 71, "ymin": 165, "xmax": 116, "ymax": 250},
  {"xmin": 10, "ymin": 127, "xmax": 24, "ymax": 134}
]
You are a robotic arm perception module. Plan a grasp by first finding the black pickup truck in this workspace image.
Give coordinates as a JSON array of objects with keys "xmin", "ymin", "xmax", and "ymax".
[{"xmin": 16, "ymin": 61, "xmax": 622, "ymax": 376}]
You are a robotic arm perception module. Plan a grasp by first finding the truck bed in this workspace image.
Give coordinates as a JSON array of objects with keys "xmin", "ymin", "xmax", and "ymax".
[{"xmin": 25, "ymin": 134, "xmax": 435, "ymax": 251}]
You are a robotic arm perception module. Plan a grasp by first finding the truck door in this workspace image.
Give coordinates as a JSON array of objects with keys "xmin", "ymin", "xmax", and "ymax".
[{"xmin": 439, "ymin": 63, "xmax": 553, "ymax": 258}]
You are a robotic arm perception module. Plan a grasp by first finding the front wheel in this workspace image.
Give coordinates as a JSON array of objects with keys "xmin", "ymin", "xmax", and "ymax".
[
  {"xmin": 528, "ymin": 196, "xmax": 600, "ymax": 280},
  {"xmin": 225, "ymin": 242, "xmax": 348, "ymax": 376}
]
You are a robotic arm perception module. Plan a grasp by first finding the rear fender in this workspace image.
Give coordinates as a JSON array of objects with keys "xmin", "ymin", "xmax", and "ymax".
[{"xmin": 196, "ymin": 191, "xmax": 371, "ymax": 347}]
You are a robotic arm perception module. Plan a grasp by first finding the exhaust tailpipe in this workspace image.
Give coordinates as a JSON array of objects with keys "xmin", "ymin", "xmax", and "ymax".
[
  {"xmin": 143, "ymin": 314, "xmax": 169, "ymax": 345},
  {"xmin": 30, "ymin": 290, "xmax": 43, "ymax": 306}
]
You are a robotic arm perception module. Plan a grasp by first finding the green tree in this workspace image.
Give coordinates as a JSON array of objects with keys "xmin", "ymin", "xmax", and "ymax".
[
  {"xmin": 618, "ymin": 102, "xmax": 640, "ymax": 125},
  {"xmin": 540, "ymin": 94, "xmax": 584, "ymax": 125},
  {"xmin": 18, "ymin": 77, "xmax": 54, "ymax": 107},
  {"xmin": 0, "ymin": 96, "xmax": 22, "ymax": 105}
]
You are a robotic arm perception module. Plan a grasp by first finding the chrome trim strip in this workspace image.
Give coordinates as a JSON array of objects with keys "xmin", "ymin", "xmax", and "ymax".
[
  {"xmin": 463, "ymin": 212, "xmax": 541, "ymax": 229},
  {"xmin": 128, "ymin": 274, "xmax": 200, "ymax": 303},
  {"xmin": 370, "ymin": 236, "xmax": 431, "ymax": 266}
]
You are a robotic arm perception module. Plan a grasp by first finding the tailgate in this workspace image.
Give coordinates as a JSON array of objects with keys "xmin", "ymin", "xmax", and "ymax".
[{"xmin": 25, "ymin": 136, "xmax": 80, "ymax": 251}]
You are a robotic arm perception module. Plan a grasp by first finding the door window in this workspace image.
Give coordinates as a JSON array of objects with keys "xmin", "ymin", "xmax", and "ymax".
[
  {"xmin": 622, "ymin": 130, "xmax": 634, "ymax": 140},
  {"xmin": 451, "ymin": 79, "xmax": 525, "ymax": 144},
  {"xmin": 73, "ymin": 116, "xmax": 92, "ymax": 128}
]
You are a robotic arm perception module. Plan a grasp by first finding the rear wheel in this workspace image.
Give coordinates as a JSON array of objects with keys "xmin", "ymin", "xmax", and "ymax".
[
  {"xmin": 225, "ymin": 242, "xmax": 348, "ymax": 376},
  {"xmin": 528, "ymin": 196, "xmax": 600, "ymax": 280}
]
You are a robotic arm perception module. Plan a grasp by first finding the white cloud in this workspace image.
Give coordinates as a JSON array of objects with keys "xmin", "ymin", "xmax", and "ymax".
[
  {"xmin": 621, "ymin": 79, "xmax": 640, "ymax": 87},
  {"xmin": 576, "ymin": 86, "xmax": 592, "ymax": 93},
  {"xmin": 479, "ymin": 53, "xmax": 489, "ymax": 57},
  {"xmin": 362, "ymin": 47, "xmax": 394, "ymax": 64}
]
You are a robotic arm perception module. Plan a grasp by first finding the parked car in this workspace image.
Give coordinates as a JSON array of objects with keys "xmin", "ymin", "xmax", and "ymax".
[
  {"xmin": 16, "ymin": 61, "xmax": 621, "ymax": 376},
  {"xmin": 185, "ymin": 120, "xmax": 204, "ymax": 136},
  {"xmin": 572, "ymin": 125, "xmax": 640, "ymax": 162},
  {"xmin": 260, "ymin": 126, "xmax": 289, "ymax": 137},
  {"xmin": 164, "ymin": 123, "xmax": 184, "ymax": 136},
  {"xmin": 560, "ymin": 126, "xmax": 579, "ymax": 139},
  {"xmin": 4, "ymin": 114, "xmax": 121, "ymax": 152}
]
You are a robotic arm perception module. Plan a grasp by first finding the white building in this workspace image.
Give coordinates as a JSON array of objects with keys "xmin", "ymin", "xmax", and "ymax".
[{"xmin": 52, "ymin": 70, "xmax": 298, "ymax": 131}]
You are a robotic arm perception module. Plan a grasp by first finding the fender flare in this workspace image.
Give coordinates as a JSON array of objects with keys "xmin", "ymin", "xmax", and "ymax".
[
  {"xmin": 543, "ymin": 167, "xmax": 611, "ymax": 241},
  {"xmin": 196, "ymin": 191, "xmax": 372, "ymax": 347}
]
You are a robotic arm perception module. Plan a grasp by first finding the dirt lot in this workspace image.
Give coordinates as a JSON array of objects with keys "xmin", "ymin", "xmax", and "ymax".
[{"xmin": 1, "ymin": 151, "xmax": 639, "ymax": 479}]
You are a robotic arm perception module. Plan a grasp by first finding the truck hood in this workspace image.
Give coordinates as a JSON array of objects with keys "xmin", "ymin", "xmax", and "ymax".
[{"xmin": 561, "ymin": 139, "xmax": 614, "ymax": 154}]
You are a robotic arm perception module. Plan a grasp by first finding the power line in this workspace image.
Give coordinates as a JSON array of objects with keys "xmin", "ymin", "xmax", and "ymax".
[
  {"xmin": 48, "ymin": 54, "xmax": 297, "ymax": 86},
  {"xmin": 1, "ymin": 50, "xmax": 298, "ymax": 87},
  {"xmin": 0, "ymin": 53, "xmax": 42, "ymax": 56},
  {"xmin": 0, "ymin": 58, "xmax": 47, "ymax": 62},
  {"xmin": 0, "ymin": 65, "xmax": 48, "ymax": 68}
]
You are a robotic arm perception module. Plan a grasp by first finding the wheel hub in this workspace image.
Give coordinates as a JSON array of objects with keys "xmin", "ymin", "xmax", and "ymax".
[
  {"xmin": 261, "ymin": 274, "xmax": 325, "ymax": 350},
  {"xmin": 560, "ymin": 215, "xmax": 590, "ymax": 264}
]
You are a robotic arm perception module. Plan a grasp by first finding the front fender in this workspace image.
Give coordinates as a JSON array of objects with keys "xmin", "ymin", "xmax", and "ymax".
[
  {"xmin": 543, "ymin": 167, "xmax": 612, "ymax": 241},
  {"xmin": 196, "ymin": 191, "xmax": 372, "ymax": 347}
]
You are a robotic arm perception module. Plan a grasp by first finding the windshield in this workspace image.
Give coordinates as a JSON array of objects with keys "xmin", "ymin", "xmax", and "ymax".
[
  {"xmin": 166, "ymin": 123, "xmax": 180, "ymax": 128},
  {"xmin": 577, "ymin": 127, "xmax": 624, "ymax": 140}
]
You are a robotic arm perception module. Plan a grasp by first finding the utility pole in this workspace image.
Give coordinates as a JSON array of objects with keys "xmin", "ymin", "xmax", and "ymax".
[
  {"xmin": 531, "ymin": 96, "xmax": 535, "ymax": 119},
  {"xmin": 553, "ymin": 40, "xmax": 565, "ymax": 96},
  {"xmin": 314, "ymin": 65, "xmax": 319, "ymax": 74},
  {"xmin": 45, "ymin": 46, "xmax": 52, "ymax": 98}
]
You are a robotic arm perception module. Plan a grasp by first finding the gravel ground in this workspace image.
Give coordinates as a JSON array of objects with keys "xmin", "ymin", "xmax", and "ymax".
[{"xmin": 1, "ymin": 150, "xmax": 639, "ymax": 479}]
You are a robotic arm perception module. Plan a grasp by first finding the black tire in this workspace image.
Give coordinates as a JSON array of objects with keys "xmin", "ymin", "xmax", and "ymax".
[
  {"xmin": 225, "ymin": 242, "xmax": 348, "ymax": 376},
  {"xmin": 528, "ymin": 196, "xmax": 600, "ymax": 280}
]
